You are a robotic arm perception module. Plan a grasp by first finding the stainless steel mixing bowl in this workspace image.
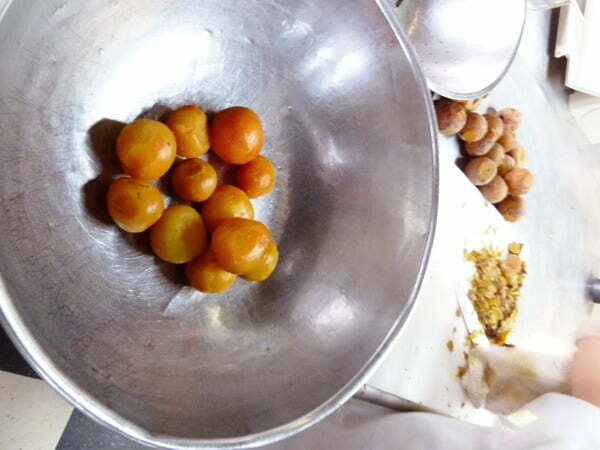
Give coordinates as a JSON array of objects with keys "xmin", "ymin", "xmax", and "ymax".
[{"xmin": 0, "ymin": 0, "xmax": 438, "ymax": 447}]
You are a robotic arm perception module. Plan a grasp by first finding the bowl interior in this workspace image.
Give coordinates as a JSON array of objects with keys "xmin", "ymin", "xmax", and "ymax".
[{"xmin": 0, "ymin": 0, "xmax": 436, "ymax": 446}]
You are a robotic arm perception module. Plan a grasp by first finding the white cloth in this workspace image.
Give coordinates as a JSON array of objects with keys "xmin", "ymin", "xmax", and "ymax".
[
  {"xmin": 462, "ymin": 344, "xmax": 574, "ymax": 414},
  {"xmin": 271, "ymin": 394, "xmax": 600, "ymax": 450}
]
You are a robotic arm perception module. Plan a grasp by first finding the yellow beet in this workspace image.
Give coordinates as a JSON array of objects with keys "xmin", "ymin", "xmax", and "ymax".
[
  {"xmin": 150, "ymin": 205, "xmax": 207, "ymax": 264},
  {"xmin": 167, "ymin": 105, "xmax": 210, "ymax": 158},
  {"xmin": 484, "ymin": 113, "xmax": 505, "ymax": 140},
  {"xmin": 201, "ymin": 185, "xmax": 254, "ymax": 232},
  {"xmin": 117, "ymin": 119, "xmax": 177, "ymax": 181},
  {"xmin": 465, "ymin": 132, "xmax": 497, "ymax": 157},
  {"xmin": 186, "ymin": 250, "xmax": 237, "ymax": 293},
  {"xmin": 106, "ymin": 178, "xmax": 164, "ymax": 233},
  {"xmin": 211, "ymin": 218, "xmax": 271, "ymax": 275},
  {"xmin": 464, "ymin": 157, "xmax": 497, "ymax": 186},
  {"xmin": 503, "ymin": 168, "xmax": 534, "ymax": 196},
  {"xmin": 458, "ymin": 112, "xmax": 488, "ymax": 143},
  {"xmin": 479, "ymin": 176, "xmax": 508, "ymax": 204},
  {"xmin": 484, "ymin": 143, "xmax": 505, "ymax": 166},
  {"xmin": 499, "ymin": 108, "xmax": 523, "ymax": 131},
  {"xmin": 435, "ymin": 100, "xmax": 467, "ymax": 136},
  {"xmin": 243, "ymin": 241, "xmax": 279, "ymax": 282},
  {"xmin": 497, "ymin": 195, "xmax": 525, "ymax": 222}
]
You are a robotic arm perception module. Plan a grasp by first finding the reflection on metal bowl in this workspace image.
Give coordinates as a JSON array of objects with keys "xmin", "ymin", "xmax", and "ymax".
[{"xmin": 395, "ymin": 0, "xmax": 527, "ymax": 99}]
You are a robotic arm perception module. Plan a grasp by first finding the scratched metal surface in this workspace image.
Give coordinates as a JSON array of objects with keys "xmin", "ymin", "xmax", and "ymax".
[{"xmin": 0, "ymin": 0, "xmax": 437, "ymax": 448}]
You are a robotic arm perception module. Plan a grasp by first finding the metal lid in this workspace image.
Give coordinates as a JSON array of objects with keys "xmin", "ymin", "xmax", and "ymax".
[{"xmin": 394, "ymin": 0, "xmax": 527, "ymax": 99}]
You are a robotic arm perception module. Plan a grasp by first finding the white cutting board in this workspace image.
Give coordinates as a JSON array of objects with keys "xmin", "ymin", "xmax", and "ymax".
[{"xmin": 366, "ymin": 131, "xmax": 519, "ymax": 425}]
